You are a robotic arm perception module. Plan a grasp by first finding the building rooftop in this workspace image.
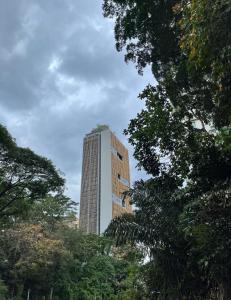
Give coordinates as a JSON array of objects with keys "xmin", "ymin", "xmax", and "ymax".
[{"xmin": 90, "ymin": 124, "xmax": 110, "ymax": 134}]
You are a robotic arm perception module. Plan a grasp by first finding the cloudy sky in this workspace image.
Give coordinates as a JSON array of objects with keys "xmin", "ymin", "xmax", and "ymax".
[{"xmin": 0, "ymin": 0, "xmax": 153, "ymax": 203}]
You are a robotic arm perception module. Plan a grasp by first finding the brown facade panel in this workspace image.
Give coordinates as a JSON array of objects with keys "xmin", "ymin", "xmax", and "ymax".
[{"xmin": 111, "ymin": 132, "xmax": 132, "ymax": 217}]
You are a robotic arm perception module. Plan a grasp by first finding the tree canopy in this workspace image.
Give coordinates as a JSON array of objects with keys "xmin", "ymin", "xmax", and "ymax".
[
  {"xmin": 103, "ymin": 0, "xmax": 231, "ymax": 299},
  {"xmin": 0, "ymin": 124, "xmax": 65, "ymax": 224}
]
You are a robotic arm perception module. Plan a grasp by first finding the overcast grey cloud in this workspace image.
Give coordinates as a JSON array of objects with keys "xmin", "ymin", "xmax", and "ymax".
[{"xmin": 0, "ymin": 0, "xmax": 153, "ymax": 202}]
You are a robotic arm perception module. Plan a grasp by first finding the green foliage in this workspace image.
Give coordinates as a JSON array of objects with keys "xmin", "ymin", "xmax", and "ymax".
[
  {"xmin": 107, "ymin": 177, "xmax": 231, "ymax": 299},
  {"xmin": 103, "ymin": 0, "xmax": 180, "ymax": 78},
  {"xmin": 0, "ymin": 224, "xmax": 71, "ymax": 298},
  {"xmin": 0, "ymin": 280, "xmax": 8, "ymax": 300},
  {"xmin": 103, "ymin": 0, "xmax": 231, "ymax": 299},
  {"xmin": 179, "ymin": 0, "xmax": 231, "ymax": 125},
  {"xmin": 103, "ymin": 0, "xmax": 231, "ymax": 127},
  {"xmin": 216, "ymin": 125, "xmax": 231, "ymax": 150},
  {"xmin": 0, "ymin": 224, "xmax": 144, "ymax": 299},
  {"xmin": 0, "ymin": 124, "xmax": 65, "ymax": 225},
  {"xmin": 91, "ymin": 124, "xmax": 110, "ymax": 133},
  {"xmin": 27, "ymin": 194, "xmax": 76, "ymax": 230}
]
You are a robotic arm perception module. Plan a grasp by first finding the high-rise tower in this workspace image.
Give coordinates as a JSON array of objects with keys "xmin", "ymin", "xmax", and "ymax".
[{"xmin": 79, "ymin": 125, "xmax": 132, "ymax": 234}]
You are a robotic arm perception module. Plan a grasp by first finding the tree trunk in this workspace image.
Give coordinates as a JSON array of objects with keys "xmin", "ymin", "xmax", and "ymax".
[
  {"xmin": 27, "ymin": 289, "xmax": 31, "ymax": 300},
  {"xmin": 50, "ymin": 287, "xmax": 53, "ymax": 300}
]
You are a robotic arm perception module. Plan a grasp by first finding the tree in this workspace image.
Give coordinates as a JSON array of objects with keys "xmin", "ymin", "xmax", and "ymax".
[
  {"xmin": 103, "ymin": 0, "xmax": 180, "ymax": 78},
  {"xmin": 0, "ymin": 224, "xmax": 71, "ymax": 299},
  {"xmin": 0, "ymin": 219, "xmax": 145, "ymax": 300},
  {"xmin": 0, "ymin": 124, "xmax": 65, "ymax": 224},
  {"xmin": 52, "ymin": 228, "xmax": 146, "ymax": 299},
  {"xmin": 27, "ymin": 194, "xmax": 77, "ymax": 231},
  {"xmin": 103, "ymin": 0, "xmax": 231, "ymax": 298},
  {"xmin": 106, "ymin": 176, "xmax": 231, "ymax": 299},
  {"xmin": 0, "ymin": 280, "xmax": 8, "ymax": 300},
  {"xmin": 179, "ymin": 0, "xmax": 231, "ymax": 126},
  {"xmin": 106, "ymin": 178, "xmax": 199, "ymax": 299},
  {"xmin": 103, "ymin": 0, "xmax": 231, "ymax": 128}
]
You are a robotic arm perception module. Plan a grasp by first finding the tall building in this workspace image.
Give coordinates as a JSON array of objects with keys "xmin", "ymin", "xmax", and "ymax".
[{"xmin": 79, "ymin": 125, "xmax": 132, "ymax": 234}]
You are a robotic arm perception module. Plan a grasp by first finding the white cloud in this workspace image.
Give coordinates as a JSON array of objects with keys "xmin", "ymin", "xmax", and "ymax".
[{"xmin": 48, "ymin": 56, "xmax": 62, "ymax": 72}]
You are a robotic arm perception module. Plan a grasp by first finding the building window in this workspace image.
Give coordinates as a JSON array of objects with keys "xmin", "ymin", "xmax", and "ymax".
[
  {"xmin": 117, "ymin": 152, "xmax": 123, "ymax": 160},
  {"xmin": 112, "ymin": 193, "xmax": 123, "ymax": 206},
  {"xmin": 117, "ymin": 174, "xmax": 129, "ymax": 187}
]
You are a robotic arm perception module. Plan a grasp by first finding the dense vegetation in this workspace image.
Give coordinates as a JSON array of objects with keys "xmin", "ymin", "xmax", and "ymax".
[
  {"xmin": 0, "ymin": 124, "xmax": 145, "ymax": 300},
  {"xmin": 103, "ymin": 0, "xmax": 231, "ymax": 299}
]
